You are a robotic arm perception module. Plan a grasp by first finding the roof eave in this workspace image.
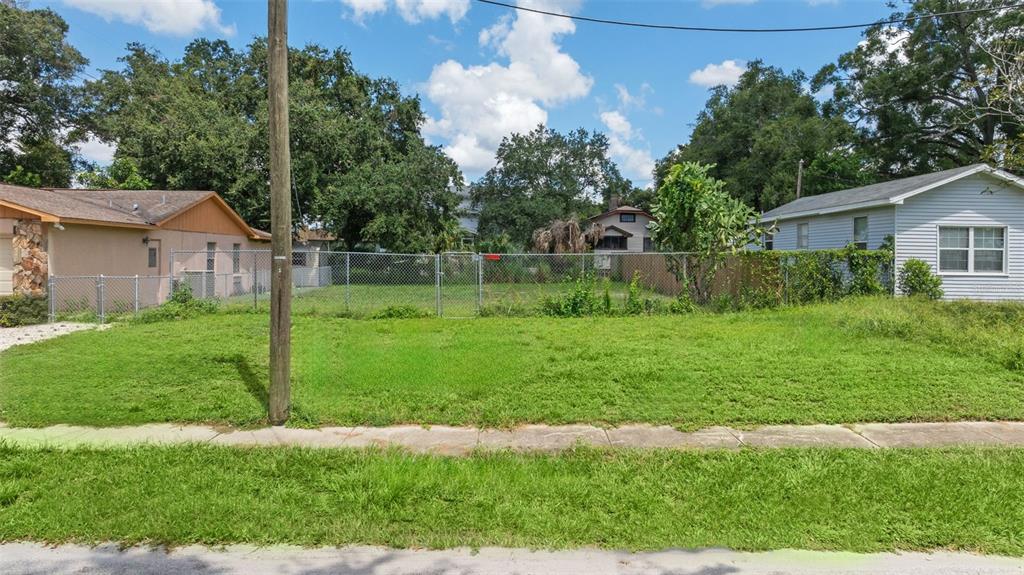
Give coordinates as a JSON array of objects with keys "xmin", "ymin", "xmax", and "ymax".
[{"xmin": 761, "ymin": 198, "xmax": 895, "ymax": 222}]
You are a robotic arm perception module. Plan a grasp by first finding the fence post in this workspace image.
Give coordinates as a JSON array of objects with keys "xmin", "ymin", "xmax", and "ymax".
[
  {"xmin": 47, "ymin": 276, "xmax": 55, "ymax": 323},
  {"xmin": 96, "ymin": 274, "xmax": 105, "ymax": 324},
  {"xmin": 477, "ymin": 254, "xmax": 483, "ymax": 313},
  {"xmin": 134, "ymin": 274, "xmax": 140, "ymax": 314},
  {"xmin": 344, "ymin": 252, "xmax": 351, "ymax": 310},
  {"xmin": 435, "ymin": 253, "xmax": 442, "ymax": 317},
  {"xmin": 253, "ymin": 252, "xmax": 258, "ymax": 309},
  {"xmin": 783, "ymin": 260, "xmax": 789, "ymax": 305},
  {"xmin": 168, "ymin": 249, "xmax": 176, "ymax": 302}
]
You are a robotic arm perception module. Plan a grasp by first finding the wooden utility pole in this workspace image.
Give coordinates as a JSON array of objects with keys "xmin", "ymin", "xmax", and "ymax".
[
  {"xmin": 268, "ymin": 0, "xmax": 291, "ymax": 425},
  {"xmin": 795, "ymin": 158, "xmax": 804, "ymax": 199}
]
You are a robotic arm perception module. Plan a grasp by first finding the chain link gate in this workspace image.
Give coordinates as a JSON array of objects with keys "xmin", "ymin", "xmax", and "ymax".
[{"xmin": 439, "ymin": 252, "xmax": 480, "ymax": 318}]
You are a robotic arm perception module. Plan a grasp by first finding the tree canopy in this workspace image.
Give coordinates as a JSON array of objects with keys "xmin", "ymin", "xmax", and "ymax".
[
  {"xmin": 0, "ymin": 2, "xmax": 86, "ymax": 187},
  {"xmin": 83, "ymin": 39, "xmax": 462, "ymax": 251},
  {"xmin": 659, "ymin": 61, "xmax": 868, "ymax": 213},
  {"xmin": 813, "ymin": 0, "xmax": 1024, "ymax": 175},
  {"xmin": 470, "ymin": 125, "xmax": 632, "ymax": 245}
]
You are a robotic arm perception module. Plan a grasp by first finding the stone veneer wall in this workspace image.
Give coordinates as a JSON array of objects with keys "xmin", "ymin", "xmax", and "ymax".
[{"xmin": 12, "ymin": 220, "xmax": 48, "ymax": 297}]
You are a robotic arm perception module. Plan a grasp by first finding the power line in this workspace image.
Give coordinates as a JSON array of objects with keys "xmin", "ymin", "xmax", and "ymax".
[{"xmin": 475, "ymin": 0, "xmax": 1024, "ymax": 33}]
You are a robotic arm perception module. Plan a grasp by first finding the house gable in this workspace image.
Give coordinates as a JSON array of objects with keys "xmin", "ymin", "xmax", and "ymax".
[{"xmin": 158, "ymin": 195, "xmax": 256, "ymax": 238}]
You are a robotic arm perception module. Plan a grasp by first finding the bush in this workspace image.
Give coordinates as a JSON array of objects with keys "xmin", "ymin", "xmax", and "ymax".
[
  {"xmin": 133, "ymin": 284, "xmax": 218, "ymax": 323},
  {"xmin": 539, "ymin": 274, "xmax": 600, "ymax": 317},
  {"xmin": 898, "ymin": 259, "xmax": 943, "ymax": 300},
  {"xmin": 669, "ymin": 292, "xmax": 699, "ymax": 314},
  {"xmin": 623, "ymin": 272, "xmax": 646, "ymax": 315},
  {"xmin": 0, "ymin": 294, "xmax": 48, "ymax": 327},
  {"xmin": 371, "ymin": 305, "xmax": 433, "ymax": 319}
]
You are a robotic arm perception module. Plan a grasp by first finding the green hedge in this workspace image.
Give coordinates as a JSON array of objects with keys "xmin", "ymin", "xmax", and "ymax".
[
  {"xmin": 0, "ymin": 294, "xmax": 48, "ymax": 327},
  {"xmin": 706, "ymin": 245, "xmax": 894, "ymax": 310}
]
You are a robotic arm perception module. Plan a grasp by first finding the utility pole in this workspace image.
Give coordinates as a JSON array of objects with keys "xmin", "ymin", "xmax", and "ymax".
[
  {"xmin": 268, "ymin": 0, "xmax": 291, "ymax": 425},
  {"xmin": 796, "ymin": 158, "xmax": 804, "ymax": 199}
]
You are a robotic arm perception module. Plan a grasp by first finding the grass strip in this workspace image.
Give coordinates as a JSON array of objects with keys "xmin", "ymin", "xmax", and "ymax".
[{"xmin": 1, "ymin": 443, "xmax": 1023, "ymax": 554}]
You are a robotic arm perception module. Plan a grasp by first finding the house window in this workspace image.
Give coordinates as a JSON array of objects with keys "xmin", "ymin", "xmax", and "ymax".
[
  {"xmin": 596, "ymin": 236, "xmax": 628, "ymax": 250},
  {"xmin": 796, "ymin": 223, "xmax": 809, "ymax": 249},
  {"xmin": 619, "ymin": 213, "xmax": 636, "ymax": 223},
  {"xmin": 974, "ymin": 227, "xmax": 1005, "ymax": 273},
  {"xmin": 938, "ymin": 226, "xmax": 1005, "ymax": 274},
  {"xmin": 643, "ymin": 237, "xmax": 653, "ymax": 252},
  {"xmin": 206, "ymin": 242, "xmax": 216, "ymax": 272},
  {"xmin": 292, "ymin": 251, "xmax": 308, "ymax": 266},
  {"xmin": 853, "ymin": 216, "xmax": 869, "ymax": 250},
  {"xmin": 232, "ymin": 244, "xmax": 241, "ymax": 273},
  {"xmin": 763, "ymin": 232, "xmax": 774, "ymax": 251},
  {"xmin": 147, "ymin": 247, "xmax": 158, "ymax": 268}
]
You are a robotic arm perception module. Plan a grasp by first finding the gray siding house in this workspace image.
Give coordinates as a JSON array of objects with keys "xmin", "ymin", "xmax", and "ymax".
[{"xmin": 759, "ymin": 164, "xmax": 1024, "ymax": 301}]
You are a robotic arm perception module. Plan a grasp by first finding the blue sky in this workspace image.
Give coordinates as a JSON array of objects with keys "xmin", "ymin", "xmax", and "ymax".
[{"xmin": 42, "ymin": 0, "xmax": 893, "ymax": 185}]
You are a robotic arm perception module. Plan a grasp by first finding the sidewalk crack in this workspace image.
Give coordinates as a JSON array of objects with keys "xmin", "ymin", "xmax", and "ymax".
[{"xmin": 849, "ymin": 426, "xmax": 881, "ymax": 449}]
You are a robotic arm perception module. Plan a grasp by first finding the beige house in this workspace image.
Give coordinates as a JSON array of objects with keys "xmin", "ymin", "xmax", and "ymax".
[
  {"xmin": 0, "ymin": 183, "xmax": 268, "ymax": 302},
  {"xmin": 587, "ymin": 200, "xmax": 656, "ymax": 253}
]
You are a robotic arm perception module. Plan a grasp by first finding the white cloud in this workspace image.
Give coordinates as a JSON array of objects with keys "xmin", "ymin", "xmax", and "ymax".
[
  {"xmin": 614, "ymin": 82, "xmax": 652, "ymax": 110},
  {"xmin": 63, "ymin": 0, "xmax": 235, "ymax": 36},
  {"xmin": 599, "ymin": 111, "xmax": 653, "ymax": 184},
  {"xmin": 689, "ymin": 59, "xmax": 746, "ymax": 88},
  {"xmin": 423, "ymin": 0, "xmax": 592, "ymax": 176},
  {"xmin": 340, "ymin": 0, "xmax": 388, "ymax": 21},
  {"xmin": 341, "ymin": 0, "xmax": 469, "ymax": 23},
  {"xmin": 75, "ymin": 136, "xmax": 116, "ymax": 165},
  {"xmin": 599, "ymin": 111, "xmax": 632, "ymax": 140},
  {"xmin": 702, "ymin": 0, "xmax": 758, "ymax": 7}
]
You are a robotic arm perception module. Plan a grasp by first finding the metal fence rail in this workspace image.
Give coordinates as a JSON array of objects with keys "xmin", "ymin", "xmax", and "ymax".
[{"xmin": 46, "ymin": 250, "xmax": 893, "ymax": 323}]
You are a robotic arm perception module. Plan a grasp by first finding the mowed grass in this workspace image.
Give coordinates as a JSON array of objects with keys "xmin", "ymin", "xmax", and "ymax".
[
  {"xmin": 226, "ymin": 279, "xmax": 660, "ymax": 318},
  {"xmin": 2, "ymin": 297, "xmax": 1023, "ymax": 428},
  {"xmin": 1, "ymin": 444, "xmax": 1023, "ymax": 554}
]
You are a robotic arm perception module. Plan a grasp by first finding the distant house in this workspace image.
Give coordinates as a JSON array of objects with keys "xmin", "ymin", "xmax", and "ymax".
[
  {"xmin": 0, "ymin": 183, "xmax": 268, "ymax": 301},
  {"xmin": 760, "ymin": 163, "xmax": 1024, "ymax": 301},
  {"xmin": 293, "ymin": 227, "xmax": 335, "ymax": 288},
  {"xmin": 587, "ymin": 198, "xmax": 656, "ymax": 253}
]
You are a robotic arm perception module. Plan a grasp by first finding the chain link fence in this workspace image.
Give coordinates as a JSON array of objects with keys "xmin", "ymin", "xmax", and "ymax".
[{"xmin": 46, "ymin": 249, "xmax": 893, "ymax": 322}]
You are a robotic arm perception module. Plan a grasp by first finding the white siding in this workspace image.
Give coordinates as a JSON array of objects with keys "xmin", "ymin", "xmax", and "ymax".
[
  {"xmin": 895, "ymin": 173, "xmax": 1024, "ymax": 301},
  {"xmin": 768, "ymin": 206, "xmax": 895, "ymax": 251},
  {"xmin": 593, "ymin": 212, "xmax": 654, "ymax": 253}
]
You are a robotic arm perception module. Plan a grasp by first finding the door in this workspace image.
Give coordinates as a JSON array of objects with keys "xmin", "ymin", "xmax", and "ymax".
[
  {"xmin": 440, "ymin": 253, "xmax": 479, "ymax": 317},
  {"xmin": 0, "ymin": 236, "xmax": 12, "ymax": 295}
]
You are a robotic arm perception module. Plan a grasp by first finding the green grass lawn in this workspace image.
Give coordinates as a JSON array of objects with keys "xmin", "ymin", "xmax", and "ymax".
[
  {"xmin": 2, "ymin": 297, "xmax": 1023, "ymax": 428},
  {"xmin": 221, "ymin": 279, "xmax": 665, "ymax": 318},
  {"xmin": 1, "ymin": 444, "xmax": 1022, "ymax": 553}
]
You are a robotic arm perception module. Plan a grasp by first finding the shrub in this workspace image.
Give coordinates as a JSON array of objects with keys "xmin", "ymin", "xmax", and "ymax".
[
  {"xmin": 539, "ymin": 274, "xmax": 600, "ymax": 317},
  {"xmin": 371, "ymin": 305, "xmax": 433, "ymax": 319},
  {"xmin": 0, "ymin": 294, "xmax": 48, "ymax": 327},
  {"xmin": 669, "ymin": 292, "xmax": 699, "ymax": 314},
  {"xmin": 133, "ymin": 284, "xmax": 218, "ymax": 323},
  {"xmin": 623, "ymin": 271, "xmax": 646, "ymax": 315},
  {"xmin": 898, "ymin": 259, "xmax": 943, "ymax": 300}
]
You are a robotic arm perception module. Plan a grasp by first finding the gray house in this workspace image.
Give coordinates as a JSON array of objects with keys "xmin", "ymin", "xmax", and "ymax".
[{"xmin": 759, "ymin": 164, "xmax": 1024, "ymax": 301}]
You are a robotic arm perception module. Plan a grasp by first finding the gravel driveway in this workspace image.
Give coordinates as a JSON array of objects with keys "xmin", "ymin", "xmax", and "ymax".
[{"xmin": 0, "ymin": 322, "xmax": 97, "ymax": 352}]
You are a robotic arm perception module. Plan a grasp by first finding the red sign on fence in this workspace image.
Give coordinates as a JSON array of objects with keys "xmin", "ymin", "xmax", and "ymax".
[{"xmin": 483, "ymin": 254, "xmax": 501, "ymax": 261}]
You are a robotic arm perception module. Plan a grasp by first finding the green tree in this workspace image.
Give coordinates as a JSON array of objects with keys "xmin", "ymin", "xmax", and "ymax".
[
  {"xmin": 0, "ymin": 2, "xmax": 86, "ymax": 186},
  {"xmin": 814, "ymin": 0, "xmax": 1024, "ymax": 176},
  {"xmin": 316, "ymin": 139, "xmax": 463, "ymax": 252},
  {"xmin": 650, "ymin": 162, "xmax": 764, "ymax": 303},
  {"xmin": 84, "ymin": 39, "xmax": 461, "ymax": 250},
  {"xmin": 471, "ymin": 125, "xmax": 632, "ymax": 244},
  {"xmin": 77, "ymin": 157, "xmax": 152, "ymax": 189},
  {"xmin": 658, "ymin": 61, "xmax": 869, "ymax": 212}
]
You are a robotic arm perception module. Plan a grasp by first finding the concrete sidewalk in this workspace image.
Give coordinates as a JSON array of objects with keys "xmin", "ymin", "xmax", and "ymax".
[
  {"xmin": 2, "ymin": 542, "xmax": 1023, "ymax": 575},
  {"xmin": 3, "ymin": 421, "xmax": 1024, "ymax": 454}
]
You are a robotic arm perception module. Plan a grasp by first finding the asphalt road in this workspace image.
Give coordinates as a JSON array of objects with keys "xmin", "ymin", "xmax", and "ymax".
[{"xmin": 2, "ymin": 543, "xmax": 1022, "ymax": 575}]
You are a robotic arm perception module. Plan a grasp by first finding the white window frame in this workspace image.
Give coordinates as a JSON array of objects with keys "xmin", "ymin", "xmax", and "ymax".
[
  {"xmin": 852, "ymin": 216, "xmax": 869, "ymax": 250},
  {"xmin": 936, "ymin": 225, "xmax": 1008, "ymax": 276},
  {"xmin": 796, "ymin": 222, "xmax": 809, "ymax": 249}
]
